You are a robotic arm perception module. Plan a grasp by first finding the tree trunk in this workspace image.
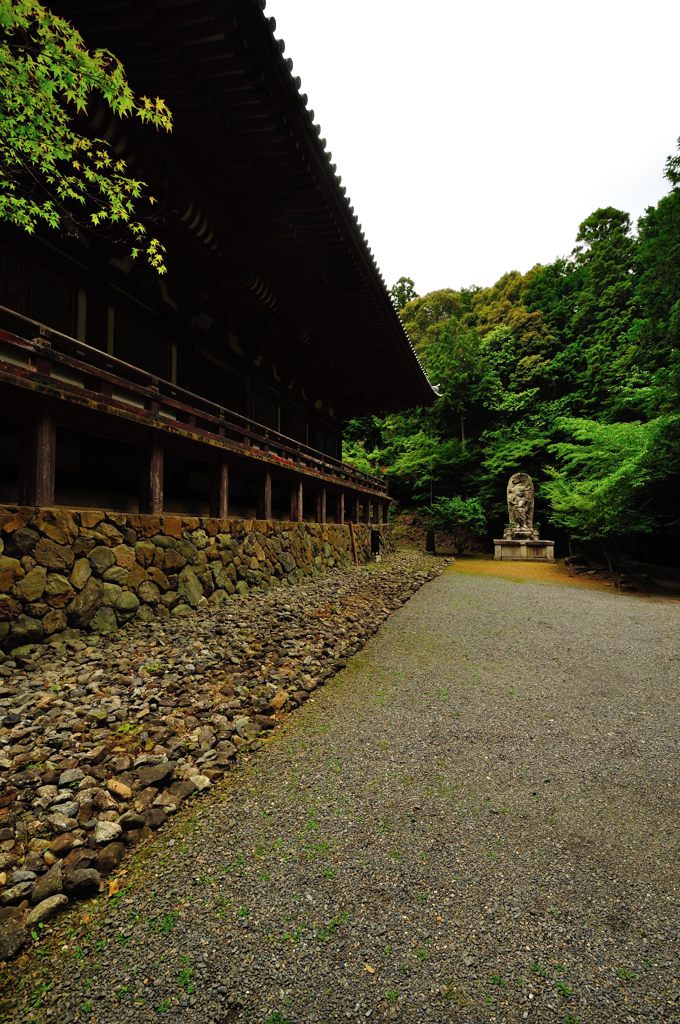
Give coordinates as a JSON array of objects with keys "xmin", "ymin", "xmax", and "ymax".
[{"xmin": 599, "ymin": 538, "xmax": 613, "ymax": 572}]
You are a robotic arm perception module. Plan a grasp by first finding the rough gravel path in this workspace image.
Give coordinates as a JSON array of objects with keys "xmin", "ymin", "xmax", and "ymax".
[{"xmin": 6, "ymin": 564, "xmax": 679, "ymax": 1024}]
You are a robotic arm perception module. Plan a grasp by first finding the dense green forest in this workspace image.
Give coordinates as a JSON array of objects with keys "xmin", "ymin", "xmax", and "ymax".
[{"xmin": 345, "ymin": 142, "xmax": 680, "ymax": 565}]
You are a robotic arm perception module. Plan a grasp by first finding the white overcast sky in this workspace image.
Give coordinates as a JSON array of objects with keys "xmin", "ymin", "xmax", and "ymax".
[{"xmin": 266, "ymin": 0, "xmax": 680, "ymax": 295}]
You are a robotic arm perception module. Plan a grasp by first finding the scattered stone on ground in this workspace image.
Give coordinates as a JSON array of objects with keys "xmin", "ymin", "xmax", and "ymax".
[
  {"xmin": 0, "ymin": 551, "xmax": 445, "ymax": 956},
  {"xmin": 1, "ymin": 563, "xmax": 677, "ymax": 1023}
]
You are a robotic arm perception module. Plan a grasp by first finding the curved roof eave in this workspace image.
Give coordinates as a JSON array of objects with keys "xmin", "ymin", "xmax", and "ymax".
[{"xmin": 253, "ymin": 0, "xmax": 436, "ymax": 409}]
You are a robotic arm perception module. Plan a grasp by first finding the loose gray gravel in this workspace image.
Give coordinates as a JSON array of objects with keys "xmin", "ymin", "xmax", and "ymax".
[
  {"xmin": 0, "ymin": 549, "xmax": 443, "ymax": 927},
  {"xmin": 3, "ymin": 565, "xmax": 679, "ymax": 1024}
]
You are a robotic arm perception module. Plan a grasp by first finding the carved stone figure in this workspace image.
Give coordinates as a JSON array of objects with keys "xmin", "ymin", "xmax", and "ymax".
[
  {"xmin": 506, "ymin": 472, "xmax": 535, "ymax": 536},
  {"xmin": 494, "ymin": 471, "xmax": 554, "ymax": 560}
]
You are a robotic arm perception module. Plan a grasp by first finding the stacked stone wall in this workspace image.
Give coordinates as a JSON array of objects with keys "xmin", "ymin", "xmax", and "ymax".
[{"xmin": 0, "ymin": 506, "xmax": 392, "ymax": 651}]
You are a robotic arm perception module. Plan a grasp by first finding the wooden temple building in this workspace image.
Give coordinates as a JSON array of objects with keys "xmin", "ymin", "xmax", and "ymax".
[{"xmin": 0, "ymin": 0, "xmax": 433, "ymax": 526}]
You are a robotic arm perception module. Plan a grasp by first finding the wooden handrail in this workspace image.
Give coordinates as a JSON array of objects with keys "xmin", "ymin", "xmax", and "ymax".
[{"xmin": 0, "ymin": 306, "xmax": 388, "ymax": 496}]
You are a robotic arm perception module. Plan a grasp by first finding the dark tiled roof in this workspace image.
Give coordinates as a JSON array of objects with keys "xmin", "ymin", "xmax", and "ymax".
[{"xmin": 54, "ymin": 0, "xmax": 436, "ymax": 413}]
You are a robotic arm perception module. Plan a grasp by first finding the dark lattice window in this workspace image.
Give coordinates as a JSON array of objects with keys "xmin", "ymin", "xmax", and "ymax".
[
  {"xmin": 113, "ymin": 309, "xmax": 168, "ymax": 377},
  {"xmin": 0, "ymin": 244, "xmax": 77, "ymax": 336}
]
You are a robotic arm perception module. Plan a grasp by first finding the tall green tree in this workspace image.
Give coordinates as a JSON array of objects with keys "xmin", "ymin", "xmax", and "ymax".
[
  {"xmin": 390, "ymin": 276, "xmax": 419, "ymax": 310},
  {"xmin": 554, "ymin": 208, "xmax": 639, "ymax": 414},
  {"xmin": 542, "ymin": 415, "xmax": 680, "ymax": 554},
  {"xmin": 635, "ymin": 141, "xmax": 680, "ymax": 405},
  {"xmin": 400, "ymin": 288, "xmax": 463, "ymax": 351}
]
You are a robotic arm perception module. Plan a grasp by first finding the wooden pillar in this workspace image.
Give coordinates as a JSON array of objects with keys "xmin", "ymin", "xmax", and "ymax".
[
  {"xmin": 258, "ymin": 469, "xmax": 272, "ymax": 520},
  {"xmin": 351, "ymin": 494, "xmax": 360, "ymax": 524},
  {"xmin": 211, "ymin": 456, "xmax": 229, "ymax": 520},
  {"xmin": 25, "ymin": 407, "xmax": 56, "ymax": 506},
  {"xmin": 264, "ymin": 469, "xmax": 272, "ymax": 520},
  {"xmin": 372, "ymin": 499, "xmax": 379, "ymax": 524},
  {"xmin": 363, "ymin": 498, "xmax": 371, "ymax": 525},
  {"xmin": 142, "ymin": 437, "xmax": 164, "ymax": 514},
  {"xmin": 338, "ymin": 491, "xmax": 345, "ymax": 525},
  {"xmin": 290, "ymin": 479, "xmax": 303, "ymax": 522},
  {"xmin": 382, "ymin": 501, "xmax": 389, "ymax": 525},
  {"xmin": 316, "ymin": 486, "xmax": 326, "ymax": 524}
]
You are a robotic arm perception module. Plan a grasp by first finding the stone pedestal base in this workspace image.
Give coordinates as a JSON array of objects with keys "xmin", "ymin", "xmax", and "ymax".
[
  {"xmin": 503, "ymin": 526, "xmax": 539, "ymax": 541},
  {"xmin": 494, "ymin": 538, "xmax": 555, "ymax": 561}
]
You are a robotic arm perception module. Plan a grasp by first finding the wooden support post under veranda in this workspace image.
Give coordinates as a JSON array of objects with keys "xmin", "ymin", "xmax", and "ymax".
[
  {"xmin": 290, "ymin": 479, "xmax": 304, "ymax": 522},
  {"xmin": 141, "ymin": 436, "xmax": 164, "ymax": 515},
  {"xmin": 24, "ymin": 406, "xmax": 56, "ymax": 506},
  {"xmin": 211, "ymin": 456, "xmax": 229, "ymax": 519},
  {"xmin": 258, "ymin": 469, "xmax": 272, "ymax": 520},
  {"xmin": 316, "ymin": 486, "xmax": 327, "ymax": 524}
]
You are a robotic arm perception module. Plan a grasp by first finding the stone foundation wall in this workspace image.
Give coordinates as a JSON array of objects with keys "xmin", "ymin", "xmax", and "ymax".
[{"xmin": 0, "ymin": 506, "xmax": 392, "ymax": 651}]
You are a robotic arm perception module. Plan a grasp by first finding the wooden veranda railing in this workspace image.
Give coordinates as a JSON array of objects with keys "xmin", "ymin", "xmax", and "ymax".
[{"xmin": 0, "ymin": 304, "xmax": 388, "ymax": 500}]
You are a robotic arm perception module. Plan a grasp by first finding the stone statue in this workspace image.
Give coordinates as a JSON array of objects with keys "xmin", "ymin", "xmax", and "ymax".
[
  {"xmin": 494, "ymin": 471, "xmax": 554, "ymax": 560},
  {"xmin": 506, "ymin": 472, "xmax": 535, "ymax": 537}
]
